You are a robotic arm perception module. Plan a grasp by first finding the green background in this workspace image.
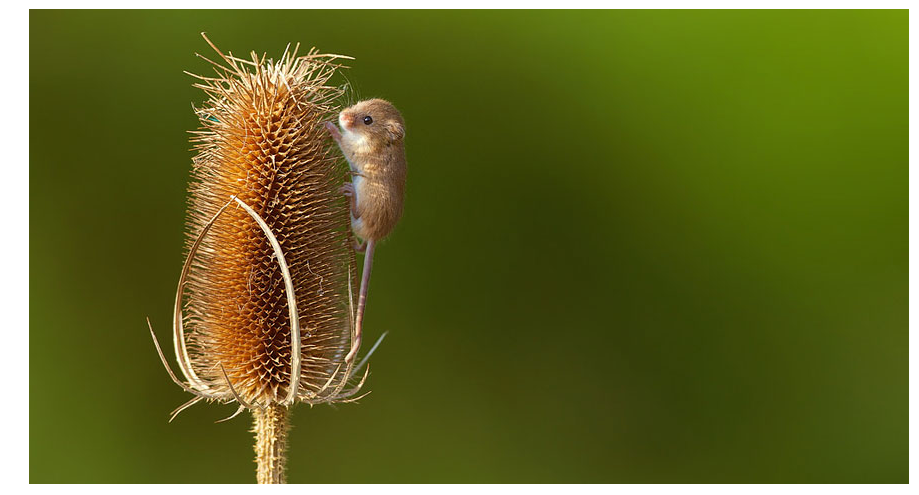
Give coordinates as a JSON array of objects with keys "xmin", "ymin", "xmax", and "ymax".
[{"xmin": 30, "ymin": 10, "xmax": 906, "ymax": 483}]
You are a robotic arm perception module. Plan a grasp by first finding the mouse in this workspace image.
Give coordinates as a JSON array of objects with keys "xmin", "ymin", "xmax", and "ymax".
[{"xmin": 324, "ymin": 98, "xmax": 406, "ymax": 365}]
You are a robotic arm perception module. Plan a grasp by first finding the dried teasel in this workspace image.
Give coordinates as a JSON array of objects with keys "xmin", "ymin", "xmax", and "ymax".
[{"xmin": 148, "ymin": 34, "xmax": 373, "ymax": 484}]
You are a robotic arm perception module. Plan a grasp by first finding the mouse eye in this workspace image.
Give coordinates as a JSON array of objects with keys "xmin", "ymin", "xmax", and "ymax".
[{"xmin": 363, "ymin": 116, "xmax": 373, "ymax": 125}]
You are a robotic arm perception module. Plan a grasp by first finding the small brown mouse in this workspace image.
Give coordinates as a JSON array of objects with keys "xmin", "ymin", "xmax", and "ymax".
[{"xmin": 324, "ymin": 98, "xmax": 406, "ymax": 364}]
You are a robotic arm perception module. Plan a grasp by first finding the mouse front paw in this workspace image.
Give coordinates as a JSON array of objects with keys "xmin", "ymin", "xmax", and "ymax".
[
  {"xmin": 323, "ymin": 121, "xmax": 341, "ymax": 142},
  {"xmin": 339, "ymin": 182, "xmax": 354, "ymax": 197}
]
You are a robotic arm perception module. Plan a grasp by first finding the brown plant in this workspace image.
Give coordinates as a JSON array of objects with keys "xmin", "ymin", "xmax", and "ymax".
[{"xmin": 148, "ymin": 34, "xmax": 367, "ymax": 484}]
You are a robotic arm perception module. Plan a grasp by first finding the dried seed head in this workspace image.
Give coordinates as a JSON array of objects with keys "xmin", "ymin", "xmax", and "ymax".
[{"xmin": 168, "ymin": 35, "xmax": 364, "ymax": 410}]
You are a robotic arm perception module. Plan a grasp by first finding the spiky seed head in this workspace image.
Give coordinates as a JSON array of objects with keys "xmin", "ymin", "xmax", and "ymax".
[{"xmin": 180, "ymin": 37, "xmax": 360, "ymax": 408}]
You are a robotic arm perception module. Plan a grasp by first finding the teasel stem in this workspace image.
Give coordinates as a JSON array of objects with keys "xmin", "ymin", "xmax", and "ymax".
[{"xmin": 253, "ymin": 405, "xmax": 290, "ymax": 484}]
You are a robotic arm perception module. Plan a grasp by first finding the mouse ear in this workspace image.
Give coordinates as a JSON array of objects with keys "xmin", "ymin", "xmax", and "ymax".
[{"xmin": 386, "ymin": 121, "xmax": 405, "ymax": 141}]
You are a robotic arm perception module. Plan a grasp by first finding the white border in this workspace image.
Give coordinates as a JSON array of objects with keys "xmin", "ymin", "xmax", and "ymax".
[{"xmin": 14, "ymin": 3, "xmax": 911, "ymax": 490}]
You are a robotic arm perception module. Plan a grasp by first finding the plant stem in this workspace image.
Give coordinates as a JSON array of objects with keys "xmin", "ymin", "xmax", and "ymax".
[{"xmin": 253, "ymin": 405, "xmax": 290, "ymax": 484}]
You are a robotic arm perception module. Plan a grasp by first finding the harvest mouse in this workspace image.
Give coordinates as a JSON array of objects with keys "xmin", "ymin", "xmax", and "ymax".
[{"xmin": 324, "ymin": 98, "xmax": 406, "ymax": 364}]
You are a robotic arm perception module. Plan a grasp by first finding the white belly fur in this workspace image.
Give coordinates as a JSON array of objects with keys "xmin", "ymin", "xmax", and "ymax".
[{"xmin": 350, "ymin": 174, "xmax": 366, "ymax": 239}]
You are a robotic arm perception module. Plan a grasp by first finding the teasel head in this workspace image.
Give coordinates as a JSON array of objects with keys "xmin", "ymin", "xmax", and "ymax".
[{"xmin": 147, "ymin": 34, "xmax": 368, "ymax": 483}]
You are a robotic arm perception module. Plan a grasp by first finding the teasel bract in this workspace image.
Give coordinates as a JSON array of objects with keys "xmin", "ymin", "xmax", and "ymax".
[{"xmin": 148, "ymin": 34, "xmax": 367, "ymax": 484}]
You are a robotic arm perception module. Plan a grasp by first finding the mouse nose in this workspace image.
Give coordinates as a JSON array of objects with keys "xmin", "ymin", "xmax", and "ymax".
[{"xmin": 340, "ymin": 113, "xmax": 354, "ymax": 129}]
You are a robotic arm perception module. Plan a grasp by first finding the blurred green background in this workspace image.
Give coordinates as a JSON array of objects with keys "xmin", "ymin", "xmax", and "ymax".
[{"xmin": 30, "ymin": 10, "xmax": 906, "ymax": 483}]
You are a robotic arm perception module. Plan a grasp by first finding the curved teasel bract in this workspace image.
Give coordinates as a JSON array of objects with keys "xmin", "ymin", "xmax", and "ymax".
[{"xmin": 166, "ymin": 35, "xmax": 367, "ymax": 412}]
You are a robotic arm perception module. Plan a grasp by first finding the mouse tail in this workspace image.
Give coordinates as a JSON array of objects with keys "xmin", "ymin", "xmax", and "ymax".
[{"xmin": 347, "ymin": 239, "xmax": 375, "ymax": 363}]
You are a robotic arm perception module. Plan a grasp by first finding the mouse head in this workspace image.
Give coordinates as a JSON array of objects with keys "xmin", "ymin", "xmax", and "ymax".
[{"xmin": 338, "ymin": 98, "xmax": 405, "ymax": 145}]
